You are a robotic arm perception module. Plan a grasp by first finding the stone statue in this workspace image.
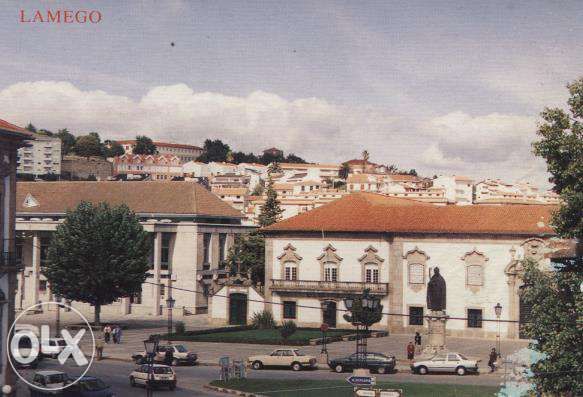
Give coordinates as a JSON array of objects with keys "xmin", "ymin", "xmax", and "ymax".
[{"xmin": 427, "ymin": 267, "xmax": 446, "ymax": 311}]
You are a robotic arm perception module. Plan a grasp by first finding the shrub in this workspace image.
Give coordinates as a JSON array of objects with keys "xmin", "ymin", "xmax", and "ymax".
[
  {"xmin": 251, "ymin": 310, "xmax": 276, "ymax": 330},
  {"xmin": 280, "ymin": 320, "xmax": 297, "ymax": 341},
  {"xmin": 174, "ymin": 321, "xmax": 186, "ymax": 335}
]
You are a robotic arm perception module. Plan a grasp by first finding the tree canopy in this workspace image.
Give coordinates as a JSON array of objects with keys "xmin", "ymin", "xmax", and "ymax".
[
  {"xmin": 225, "ymin": 232, "xmax": 265, "ymax": 284},
  {"xmin": 56, "ymin": 129, "xmax": 76, "ymax": 155},
  {"xmin": 133, "ymin": 135, "xmax": 157, "ymax": 155},
  {"xmin": 257, "ymin": 172, "xmax": 283, "ymax": 228},
  {"xmin": 197, "ymin": 139, "xmax": 231, "ymax": 163},
  {"xmin": 44, "ymin": 202, "xmax": 151, "ymax": 324},
  {"xmin": 103, "ymin": 140, "xmax": 125, "ymax": 157},
  {"xmin": 73, "ymin": 133, "xmax": 103, "ymax": 157}
]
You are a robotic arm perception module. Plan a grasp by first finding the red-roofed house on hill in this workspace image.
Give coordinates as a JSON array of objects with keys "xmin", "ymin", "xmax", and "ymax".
[
  {"xmin": 210, "ymin": 192, "xmax": 559, "ymax": 339},
  {"xmin": 117, "ymin": 140, "xmax": 203, "ymax": 163}
]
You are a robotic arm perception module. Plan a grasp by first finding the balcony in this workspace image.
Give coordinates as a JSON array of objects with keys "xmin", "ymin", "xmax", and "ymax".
[{"xmin": 270, "ymin": 279, "xmax": 388, "ymax": 296}]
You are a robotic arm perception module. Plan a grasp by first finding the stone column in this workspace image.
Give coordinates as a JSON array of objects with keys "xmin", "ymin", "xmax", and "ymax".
[
  {"xmin": 387, "ymin": 238, "xmax": 404, "ymax": 334},
  {"xmin": 152, "ymin": 231, "xmax": 162, "ymax": 315},
  {"xmin": 196, "ymin": 233, "xmax": 204, "ymax": 270},
  {"xmin": 507, "ymin": 276, "xmax": 519, "ymax": 339},
  {"xmin": 211, "ymin": 233, "xmax": 220, "ymax": 269},
  {"xmin": 30, "ymin": 233, "xmax": 40, "ymax": 306},
  {"xmin": 423, "ymin": 310, "xmax": 449, "ymax": 354}
]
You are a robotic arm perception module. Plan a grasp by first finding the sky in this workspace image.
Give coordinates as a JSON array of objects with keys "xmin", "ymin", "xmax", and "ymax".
[{"xmin": 1, "ymin": 0, "xmax": 582, "ymax": 187}]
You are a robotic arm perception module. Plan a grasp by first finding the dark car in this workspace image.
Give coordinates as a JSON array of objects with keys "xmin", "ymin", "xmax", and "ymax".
[
  {"xmin": 329, "ymin": 352, "xmax": 396, "ymax": 374},
  {"xmin": 63, "ymin": 376, "xmax": 115, "ymax": 397}
]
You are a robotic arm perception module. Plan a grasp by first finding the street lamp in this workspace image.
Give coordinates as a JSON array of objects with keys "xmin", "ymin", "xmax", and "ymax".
[
  {"xmin": 494, "ymin": 303, "xmax": 502, "ymax": 358},
  {"xmin": 343, "ymin": 290, "xmax": 382, "ymax": 370},
  {"xmin": 144, "ymin": 337, "xmax": 159, "ymax": 397},
  {"xmin": 166, "ymin": 297, "xmax": 175, "ymax": 342}
]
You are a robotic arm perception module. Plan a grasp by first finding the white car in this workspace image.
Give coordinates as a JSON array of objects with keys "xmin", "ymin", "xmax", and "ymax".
[
  {"xmin": 411, "ymin": 352, "xmax": 480, "ymax": 376},
  {"xmin": 129, "ymin": 364, "xmax": 177, "ymax": 390},
  {"xmin": 132, "ymin": 344, "xmax": 197, "ymax": 366},
  {"xmin": 29, "ymin": 370, "xmax": 69, "ymax": 395},
  {"xmin": 41, "ymin": 338, "xmax": 67, "ymax": 359},
  {"xmin": 247, "ymin": 348, "xmax": 317, "ymax": 371}
]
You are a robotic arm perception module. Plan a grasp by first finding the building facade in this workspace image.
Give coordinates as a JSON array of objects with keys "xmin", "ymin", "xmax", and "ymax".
[
  {"xmin": 255, "ymin": 193, "xmax": 555, "ymax": 339},
  {"xmin": 112, "ymin": 154, "xmax": 183, "ymax": 180},
  {"xmin": 117, "ymin": 140, "xmax": 203, "ymax": 163},
  {"xmin": 61, "ymin": 155, "xmax": 113, "ymax": 180},
  {"xmin": 0, "ymin": 119, "xmax": 34, "ymax": 393},
  {"xmin": 16, "ymin": 134, "xmax": 61, "ymax": 176},
  {"xmin": 15, "ymin": 181, "xmax": 253, "ymax": 317}
]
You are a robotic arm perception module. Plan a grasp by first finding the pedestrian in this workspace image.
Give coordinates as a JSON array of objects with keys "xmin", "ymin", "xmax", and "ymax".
[
  {"xmin": 103, "ymin": 324, "xmax": 111, "ymax": 344},
  {"xmin": 111, "ymin": 325, "xmax": 119, "ymax": 344},
  {"xmin": 407, "ymin": 341, "xmax": 415, "ymax": 364},
  {"xmin": 116, "ymin": 325, "xmax": 123, "ymax": 344},
  {"xmin": 95, "ymin": 337, "xmax": 104, "ymax": 361},
  {"xmin": 414, "ymin": 332, "xmax": 422, "ymax": 353},
  {"xmin": 164, "ymin": 345, "xmax": 174, "ymax": 366},
  {"xmin": 488, "ymin": 347, "xmax": 498, "ymax": 372}
]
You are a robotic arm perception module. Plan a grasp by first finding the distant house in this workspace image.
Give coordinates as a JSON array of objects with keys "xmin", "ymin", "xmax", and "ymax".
[
  {"xmin": 263, "ymin": 147, "xmax": 284, "ymax": 158},
  {"xmin": 17, "ymin": 133, "xmax": 61, "ymax": 177},
  {"xmin": 117, "ymin": 140, "xmax": 203, "ymax": 163},
  {"xmin": 112, "ymin": 154, "xmax": 182, "ymax": 180}
]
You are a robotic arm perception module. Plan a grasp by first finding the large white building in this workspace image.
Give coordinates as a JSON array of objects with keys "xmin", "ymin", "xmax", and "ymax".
[
  {"xmin": 15, "ymin": 181, "xmax": 253, "ymax": 317},
  {"xmin": 16, "ymin": 134, "xmax": 62, "ymax": 176},
  {"xmin": 211, "ymin": 192, "xmax": 556, "ymax": 339},
  {"xmin": 432, "ymin": 175, "xmax": 474, "ymax": 205},
  {"xmin": 117, "ymin": 140, "xmax": 203, "ymax": 163}
]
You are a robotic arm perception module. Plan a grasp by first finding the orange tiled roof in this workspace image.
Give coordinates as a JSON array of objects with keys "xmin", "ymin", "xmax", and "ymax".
[
  {"xmin": 263, "ymin": 192, "xmax": 555, "ymax": 236},
  {"xmin": 116, "ymin": 139, "xmax": 202, "ymax": 150},
  {"xmin": 16, "ymin": 181, "xmax": 241, "ymax": 218},
  {"xmin": 0, "ymin": 119, "xmax": 34, "ymax": 138}
]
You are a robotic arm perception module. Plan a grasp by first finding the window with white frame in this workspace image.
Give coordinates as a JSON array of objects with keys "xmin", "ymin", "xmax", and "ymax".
[
  {"xmin": 365, "ymin": 264, "xmax": 379, "ymax": 283},
  {"xmin": 284, "ymin": 261, "xmax": 298, "ymax": 281},
  {"xmin": 408, "ymin": 263, "xmax": 424, "ymax": 284},
  {"xmin": 324, "ymin": 262, "xmax": 338, "ymax": 282}
]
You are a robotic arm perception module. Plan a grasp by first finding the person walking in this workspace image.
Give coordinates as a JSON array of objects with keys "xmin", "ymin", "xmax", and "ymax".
[
  {"xmin": 414, "ymin": 332, "xmax": 422, "ymax": 353},
  {"xmin": 407, "ymin": 341, "xmax": 415, "ymax": 364},
  {"xmin": 111, "ymin": 325, "xmax": 119, "ymax": 344},
  {"xmin": 116, "ymin": 325, "xmax": 123, "ymax": 344},
  {"xmin": 103, "ymin": 325, "xmax": 111, "ymax": 344},
  {"xmin": 95, "ymin": 337, "xmax": 104, "ymax": 361},
  {"xmin": 164, "ymin": 346, "xmax": 174, "ymax": 366},
  {"xmin": 488, "ymin": 348, "xmax": 498, "ymax": 372}
]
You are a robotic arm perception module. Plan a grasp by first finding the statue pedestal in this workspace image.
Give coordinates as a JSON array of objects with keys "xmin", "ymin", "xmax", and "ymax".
[{"xmin": 423, "ymin": 310, "xmax": 448, "ymax": 355}]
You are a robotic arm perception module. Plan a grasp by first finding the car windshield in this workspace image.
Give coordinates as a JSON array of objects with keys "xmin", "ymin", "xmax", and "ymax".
[
  {"xmin": 293, "ymin": 350, "xmax": 304, "ymax": 356},
  {"xmin": 458, "ymin": 354, "xmax": 468, "ymax": 360},
  {"xmin": 175, "ymin": 345, "xmax": 187, "ymax": 353},
  {"xmin": 153, "ymin": 367, "xmax": 173, "ymax": 374},
  {"xmin": 81, "ymin": 379, "xmax": 107, "ymax": 391},
  {"xmin": 47, "ymin": 374, "xmax": 67, "ymax": 384}
]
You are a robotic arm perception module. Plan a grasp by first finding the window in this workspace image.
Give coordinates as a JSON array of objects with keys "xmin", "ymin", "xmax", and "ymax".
[
  {"xmin": 219, "ymin": 234, "xmax": 227, "ymax": 263},
  {"xmin": 161, "ymin": 233, "xmax": 172, "ymax": 270},
  {"xmin": 365, "ymin": 264, "xmax": 379, "ymax": 283},
  {"xmin": 408, "ymin": 263, "xmax": 424, "ymax": 284},
  {"xmin": 40, "ymin": 237, "xmax": 51, "ymax": 265},
  {"xmin": 202, "ymin": 233, "xmax": 212, "ymax": 264},
  {"xmin": 16, "ymin": 237, "xmax": 24, "ymax": 263},
  {"xmin": 130, "ymin": 292, "xmax": 142, "ymax": 305},
  {"xmin": 466, "ymin": 265, "xmax": 483, "ymax": 286},
  {"xmin": 284, "ymin": 262, "xmax": 297, "ymax": 281},
  {"xmin": 39, "ymin": 280, "xmax": 47, "ymax": 292},
  {"xmin": 283, "ymin": 301, "xmax": 297, "ymax": 319},
  {"xmin": 409, "ymin": 306, "xmax": 424, "ymax": 326},
  {"xmin": 448, "ymin": 354, "xmax": 459, "ymax": 361},
  {"xmin": 467, "ymin": 309, "xmax": 483, "ymax": 328},
  {"xmin": 160, "ymin": 284, "xmax": 165, "ymax": 296},
  {"xmin": 324, "ymin": 263, "xmax": 338, "ymax": 282}
]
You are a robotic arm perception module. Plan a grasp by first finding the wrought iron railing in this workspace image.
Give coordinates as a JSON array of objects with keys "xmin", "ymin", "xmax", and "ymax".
[{"xmin": 271, "ymin": 279, "xmax": 388, "ymax": 294}]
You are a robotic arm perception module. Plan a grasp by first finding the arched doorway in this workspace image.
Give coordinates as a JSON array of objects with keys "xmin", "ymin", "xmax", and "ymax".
[
  {"xmin": 322, "ymin": 301, "xmax": 337, "ymax": 328},
  {"xmin": 229, "ymin": 293, "xmax": 247, "ymax": 325}
]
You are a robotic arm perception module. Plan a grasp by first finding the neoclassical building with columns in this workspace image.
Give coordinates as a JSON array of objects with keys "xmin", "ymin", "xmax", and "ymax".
[
  {"xmin": 256, "ymin": 192, "xmax": 556, "ymax": 339},
  {"xmin": 14, "ymin": 181, "xmax": 253, "ymax": 317}
]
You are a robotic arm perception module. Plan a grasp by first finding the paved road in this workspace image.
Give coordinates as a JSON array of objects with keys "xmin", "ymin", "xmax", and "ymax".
[{"xmin": 15, "ymin": 356, "xmax": 505, "ymax": 396}]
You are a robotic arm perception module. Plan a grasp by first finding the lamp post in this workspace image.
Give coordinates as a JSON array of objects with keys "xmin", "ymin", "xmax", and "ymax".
[
  {"xmin": 343, "ymin": 289, "xmax": 381, "ymax": 370},
  {"xmin": 494, "ymin": 303, "xmax": 502, "ymax": 358},
  {"xmin": 144, "ymin": 337, "xmax": 159, "ymax": 397},
  {"xmin": 166, "ymin": 297, "xmax": 175, "ymax": 342}
]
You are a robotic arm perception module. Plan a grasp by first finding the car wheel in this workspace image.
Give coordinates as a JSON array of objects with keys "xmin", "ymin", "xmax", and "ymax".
[
  {"xmin": 129, "ymin": 377, "xmax": 136, "ymax": 387},
  {"xmin": 172, "ymin": 358, "xmax": 179, "ymax": 366},
  {"xmin": 418, "ymin": 366, "xmax": 428, "ymax": 375},
  {"xmin": 334, "ymin": 364, "xmax": 344, "ymax": 373},
  {"xmin": 252, "ymin": 361, "xmax": 263, "ymax": 370},
  {"xmin": 377, "ymin": 366, "xmax": 387, "ymax": 374},
  {"xmin": 291, "ymin": 362, "xmax": 302, "ymax": 371},
  {"xmin": 169, "ymin": 382, "xmax": 176, "ymax": 391},
  {"xmin": 456, "ymin": 366, "xmax": 467, "ymax": 376}
]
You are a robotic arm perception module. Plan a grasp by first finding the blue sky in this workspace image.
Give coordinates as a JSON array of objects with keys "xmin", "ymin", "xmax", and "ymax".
[{"xmin": 1, "ymin": 0, "xmax": 582, "ymax": 185}]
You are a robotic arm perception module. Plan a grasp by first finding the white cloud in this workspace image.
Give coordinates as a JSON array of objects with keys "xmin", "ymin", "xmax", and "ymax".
[{"xmin": 0, "ymin": 81, "xmax": 551, "ymax": 187}]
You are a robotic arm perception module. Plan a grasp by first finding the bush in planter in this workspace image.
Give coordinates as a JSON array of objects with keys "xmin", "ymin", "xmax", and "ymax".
[
  {"xmin": 251, "ymin": 310, "xmax": 276, "ymax": 330},
  {"xmin": 174, "ymin": 321, "xmax": 186, "ymax": 335},
  {"xmin": 280, "ymin": 320, "xmax": 297, "ymax": 342}
]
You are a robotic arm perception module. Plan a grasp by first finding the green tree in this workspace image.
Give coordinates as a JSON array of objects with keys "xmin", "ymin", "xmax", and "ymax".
[
  {"xmin": 285, "ymin": 153, "xmax": 307, "ymax": 164},
  {"xmin": 43, "ymin": 202, "xmax": 151, "ymax": 324},
  {"xmin": 197, "ymin": 139, "xmax": 231, "ymax": 163},
  {"xmin": 532, "ymin": 78, "xmax": 583, "ymax": 243},
  {"xmin": 260, "ymin": 151, "xmax": 285, "ymax": 165},
  {"xmin": 25, "ymin": 123, "xmax": 37, "ymax": 133},
  {"xmin": 73, "ymin": 134, "xmax": 103, "ymax": 157},
  {"xmin": 339, "ymin": 162, "xmax": 350, "ymax": 180},
  {"xmin": 257, "ymin": 174, "xmax": 283, "ymax": 228},
  {"xmin": 232, "ymin": 151, "xmax": 259, "ymax": 164},
  {"xmin": 133, "ymin": 135, "xmax": 157, "ymax": 155},
  {"xmin": 56, "ymin": 129, "xmax": 76, "ymax": 155},
  {"xmin": 103, "ymin": 140, "xmax": 125, "ymax": 157},
  {"xmin": 251, "ymin": 182, "xmax": 264, "ymax": 196},
  {"xmin": 225, "ymin": 231, "xmax": 265, "ymax": 284}
]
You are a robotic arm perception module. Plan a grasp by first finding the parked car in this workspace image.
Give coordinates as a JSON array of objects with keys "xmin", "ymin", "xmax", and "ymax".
[
  {"xmin": 62, "ymin": 376, "xmax": 115, "ymax": 397},
  {"xmin": 247, "ymin": 348, "xmax": 317, "ymax": 371},
  {"xmin": 41, "ymin": 338, "xmax": 68, "ymax": 359},
  {"xmin": 329, "ymin": 352, "xmax": 396, "ymax": 374},
  {"xmin": 29, "ymin": 370, "xmax": 69, "ymax": 396},
  {"xmin": 129, "ymin": 364, "xmax": 177, "ymax": 390},
  {"xmin": 411, "ymin": 352, "xmax": 480, "ymax": 376},
  {"xmin": 132, "ymin": 344, "xmax": 197, "ymax": 366}
]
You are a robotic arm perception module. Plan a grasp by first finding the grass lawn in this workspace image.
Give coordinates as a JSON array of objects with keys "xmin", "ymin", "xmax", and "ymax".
[
  {"xmin": 170, "ymin": 328, "xmax": 352, "ymax": 345},
  {"xmin": 210, "ymin": 379, "xmax": 499, "ymax": 397}
]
